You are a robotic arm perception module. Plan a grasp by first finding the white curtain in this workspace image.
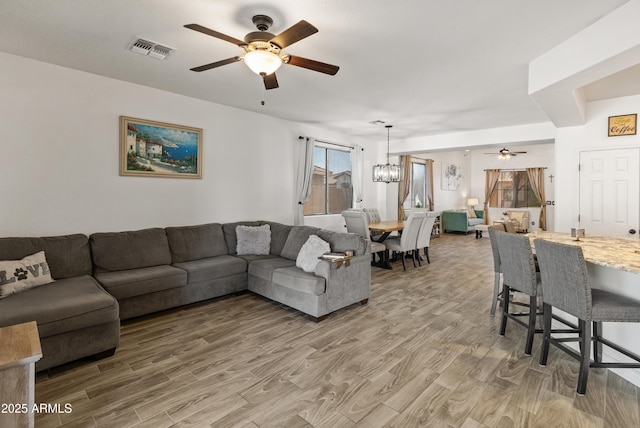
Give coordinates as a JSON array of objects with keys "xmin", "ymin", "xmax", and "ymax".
[
  {"xmin": 295, "ymin": 137, "xmax": 315, "ymax": 225},
  {"xmin": 352, "ymin": 144, "xmax": 364, "ymax": 208}
]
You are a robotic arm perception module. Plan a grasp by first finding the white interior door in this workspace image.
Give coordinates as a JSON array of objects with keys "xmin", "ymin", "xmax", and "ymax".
[{"xmin": 579, "ymin": 148, "xmax": 639, "ymax": 238}]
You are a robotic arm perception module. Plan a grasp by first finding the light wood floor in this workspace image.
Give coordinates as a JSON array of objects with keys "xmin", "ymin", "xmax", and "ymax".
[{"xmin": 35, "ymin": 233, "xmax": 640, "ymax": 427}]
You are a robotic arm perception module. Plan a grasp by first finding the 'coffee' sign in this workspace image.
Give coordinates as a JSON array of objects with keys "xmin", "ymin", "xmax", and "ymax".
[{"xmin": 608, "ymin": 114, "xmax": 637, "ymax": 137}]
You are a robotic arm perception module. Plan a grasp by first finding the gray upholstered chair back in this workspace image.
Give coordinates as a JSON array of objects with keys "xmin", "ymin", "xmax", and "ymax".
[
  {"xmin": 362, "ymin": 208, "xmax": 381, "ymax": 224},
  {"xmin": 487, "ymin": 224, "xmax": 505, "ymax": 273},
  {"xmin": 416, "ymin": 213, "xmax": 437, "ymax": 249},
  {"xmin": 534, "ymin": 239, "xmax": 592, "ymax": 319},
  {"xmin": 400, "ymin": 211, "xmax": 426, "ymax": 250},
  {"xmin": 341, "ymin": 210, "xmax": 369, "ymax": 239},
  {"xmin": 495, "ymin": 231, "xmax": 538, "ymax": 296}
]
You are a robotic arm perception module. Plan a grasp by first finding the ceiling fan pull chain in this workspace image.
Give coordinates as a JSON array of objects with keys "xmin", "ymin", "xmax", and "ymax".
[{"xmin": 260, "ymin": 80, "xmax": 266, "ymax": 106}]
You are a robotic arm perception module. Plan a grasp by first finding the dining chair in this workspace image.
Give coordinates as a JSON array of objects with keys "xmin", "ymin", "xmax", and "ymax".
[
  {"xmin": 487, "ymin": 223, "xmax": 506, "ymax": 316},
  {"xmin": 496, "ymin": 231, "xmax": 541, "ymax": 355},
  {"xmin": 362, "ymin": 208, "xmax": 381, "ymax": 224},
  {"xmin": 415, "ymin": 212, "xmax": 438, "ymax": 265},
  {"xmin": 384, "ymin": 211, "xmax": 426, "ymax": 271},
  {"xmin": 534, "ymin": 239, "xmax": 640, "ymax": 395},
  {"xmin": 362, "ymin": 208, "xmax": 384, "ymax": 240},
  {"xmin": 341, "ymin": 210, "xmax": 386, "ymax": 263}
]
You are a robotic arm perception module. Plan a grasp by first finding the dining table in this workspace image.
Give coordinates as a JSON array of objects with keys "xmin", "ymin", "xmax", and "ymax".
[
  {"xmin": 368, "ymin": 220, "xmax": 405, "ymax": 269},
  {"xmin": 368, "ymin": 220, "xmax": 405, "ymax": 242}
]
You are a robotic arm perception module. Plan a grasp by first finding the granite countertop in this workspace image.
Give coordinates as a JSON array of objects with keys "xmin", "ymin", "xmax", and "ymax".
[{"xmin": 528, "ymin": 231, "xmax": 640, "ymax": 275}]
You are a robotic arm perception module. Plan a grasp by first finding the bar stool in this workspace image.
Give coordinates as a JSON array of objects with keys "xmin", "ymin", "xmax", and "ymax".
[
  {"xmin": 496, "ymin": 231, "xmax": 541, "ymax": 355},
  {"xmin": 534, "ymin": 239, "xmax": 640, "ymax": 395},
  {"xmin": 487, "ymin": 223, "xmax": 506, "ymax": 316}
]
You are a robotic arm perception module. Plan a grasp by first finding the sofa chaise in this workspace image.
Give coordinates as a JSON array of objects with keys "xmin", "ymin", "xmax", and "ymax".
[{"xmin": 0, "ymin": 221, "xmax": 370, "ymax": 370}]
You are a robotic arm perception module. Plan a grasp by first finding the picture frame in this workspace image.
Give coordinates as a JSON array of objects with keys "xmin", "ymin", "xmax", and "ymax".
[
  {"xmin": 120, "ymin": 116, "xmax": 202, "ymax": 178},
  {"xmin": 441, "ymin": 163, "xmax": 462, "ymax": 191},
  {"xmin": 608, "ymin": 114, "xmax": 637, "ymax": 137}
]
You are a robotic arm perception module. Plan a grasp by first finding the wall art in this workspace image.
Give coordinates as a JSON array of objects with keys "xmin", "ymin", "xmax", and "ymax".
[{"xmin": 120, "ymin": 116, "xmax": 202, "ymax": 178}]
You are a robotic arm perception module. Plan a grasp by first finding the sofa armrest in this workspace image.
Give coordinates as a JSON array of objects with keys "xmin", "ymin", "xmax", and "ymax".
[
  {"xmin": 442, "ymin": 211, "xmax": 468, "ymax": 232},
  {"xmin": 314, "ymin": 254, "xmax": 371, "ymax": 312}
]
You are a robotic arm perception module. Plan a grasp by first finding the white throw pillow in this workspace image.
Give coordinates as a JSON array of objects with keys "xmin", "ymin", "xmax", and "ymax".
[
  {"xmin": 296, "ymin": 235, "xmax": 331, "ymax": 273},
  {"xmin": 236, "ymin": 224, "xmax": 271, "ymax": 255},
  {"xmin": 0, "ymin": 251, "xmax": 55, "ymax": 299}
]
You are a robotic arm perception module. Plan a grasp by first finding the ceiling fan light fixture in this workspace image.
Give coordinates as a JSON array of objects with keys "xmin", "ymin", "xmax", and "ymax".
[{"xmin": 243, "ymin": 50, "xmax": 282, "ymax": 75}]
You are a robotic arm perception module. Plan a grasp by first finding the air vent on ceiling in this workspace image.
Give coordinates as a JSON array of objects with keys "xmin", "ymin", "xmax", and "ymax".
[{"xmin": 128, "ymin": 37, "xmax": 176, "ymax": 60}]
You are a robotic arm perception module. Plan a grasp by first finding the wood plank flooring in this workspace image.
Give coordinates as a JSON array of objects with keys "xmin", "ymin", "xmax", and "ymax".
[{"xmin": 34, "ymin": 233, "xmax": 640, "ymax": 427}]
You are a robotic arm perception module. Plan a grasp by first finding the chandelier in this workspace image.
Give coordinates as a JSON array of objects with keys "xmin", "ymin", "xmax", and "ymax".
[{"xmin": 372, "ymin": 125, "xmax": 402, "ymax": 183}]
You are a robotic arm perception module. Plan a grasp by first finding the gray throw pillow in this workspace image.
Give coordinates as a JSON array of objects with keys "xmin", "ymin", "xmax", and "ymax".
[
  {"xmin": 236, "ymin": 224, "xmax": 271, "ymax": 255},
  {"xmin": 296, "ymin": 235, "xmax": 331, "ymax": 273}
]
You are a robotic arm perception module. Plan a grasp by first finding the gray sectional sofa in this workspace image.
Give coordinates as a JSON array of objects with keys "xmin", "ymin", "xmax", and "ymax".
[
  {"xmin": 0, "ymin": 234, "xmax": 120, "ymax": 371},
  {"xmin": 0, "ymin": 221, "xmax": 370, "ymax": 371}
]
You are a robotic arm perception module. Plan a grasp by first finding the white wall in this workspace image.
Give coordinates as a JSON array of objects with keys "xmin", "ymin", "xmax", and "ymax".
[
  {"xmin": 555, "ymin": 94, "xmax": 640, "ymax": 232},
  {"xmin": 429, "ymin": 151, "xmax": 471, "ymax": 212},
  {"xmin": 0, "ymin": 52, "xmax": 379, "ymax": 236}
]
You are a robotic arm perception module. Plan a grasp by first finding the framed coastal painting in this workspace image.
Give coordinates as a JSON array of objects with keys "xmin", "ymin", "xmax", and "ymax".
[{"xmin": 119, "ymin": 116, "xmax": 202, "ymax": 178}]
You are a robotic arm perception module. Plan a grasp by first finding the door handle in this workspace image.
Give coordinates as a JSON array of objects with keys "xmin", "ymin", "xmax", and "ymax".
[{"xmin": 630, "ymin": 229, "xmax": 637, "ymax": 235}]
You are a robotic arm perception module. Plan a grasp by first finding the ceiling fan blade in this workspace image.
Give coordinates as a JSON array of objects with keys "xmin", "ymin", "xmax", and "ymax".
[
  {"xmin": 512, "ymin": 151, "xmax": 527, "ymax": 154},
  {"xmin": 184, "ymin": 24, "xmax": 245, "ymax": 46},
  {"xmin": 190, "ymin": 57, "xmax": 240, "ymax": 72},
  {"xmin": 270, "ymin": 20, "xmax": 318, "ymax": 49},
  {"xmin": 287, "ymin": 55, "xmax": 339, "ymax": 75},
  {"xmin": 263, "ymin": 73, "xmax": 279, "ymax": 90}
]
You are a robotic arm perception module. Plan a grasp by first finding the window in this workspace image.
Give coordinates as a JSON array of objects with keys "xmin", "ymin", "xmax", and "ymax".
[
  {"xmin": 490, "ymin": 170, "xmax": 540, "ymax": 208},
  {"xmin": 303, "ymin": 145, "xmax": 352, "ymax": 215},
  {"xmin": 407, "ymin": 159, "xmax": 433, "ymax": 209},
  {"xmin": 411, "ymin": 162, "xmax": 427, "ymax": 208}
]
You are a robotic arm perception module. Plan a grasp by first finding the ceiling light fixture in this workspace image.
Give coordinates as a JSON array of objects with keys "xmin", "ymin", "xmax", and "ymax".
[
  {"xmin": 498, "ymin": 148, "xmax": 511, "ymax": 160},
  {"xmin": 373, "ymin": 125, "xmax": 402, "ymax": 183},
  {"xmin": 243, "ymin": 50, "xmax": 283, "ymax": 76}
]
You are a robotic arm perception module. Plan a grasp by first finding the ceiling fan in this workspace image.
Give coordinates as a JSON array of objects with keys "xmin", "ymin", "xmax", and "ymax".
[
  {"xmin": 484, "ymin": 147, "xmax": 527, "ymax": 159},
  {"xmin": 184, "ymin": 15, "xmax": 339, "ymax": 90}
]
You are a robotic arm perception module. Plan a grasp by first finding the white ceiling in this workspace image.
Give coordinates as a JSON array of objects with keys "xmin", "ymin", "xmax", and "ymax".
[{"xmin": 0, "ymin": 0, "xmax": 634, "ymax": 141}]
